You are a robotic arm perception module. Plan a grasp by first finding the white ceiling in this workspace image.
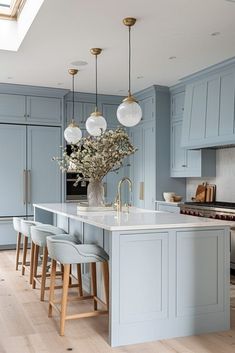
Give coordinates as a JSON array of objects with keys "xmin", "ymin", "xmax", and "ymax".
[{"xmin": 1, "ymin": 0, "xmax": 235, "ymax": 95}]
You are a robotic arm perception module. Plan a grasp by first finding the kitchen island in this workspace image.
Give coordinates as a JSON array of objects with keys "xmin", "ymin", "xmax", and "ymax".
[{"xmin": 34, "ymin": 203, "xmax": 231, "ymax": 347}]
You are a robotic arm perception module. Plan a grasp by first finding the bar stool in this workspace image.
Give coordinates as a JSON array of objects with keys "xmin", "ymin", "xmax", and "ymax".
[
  {"xmin": 13, "ymin": 217, "xmax": 24, "ymax": 271},
  {"xmin": 20, "ymin": 220, "xmax": 41, "ymax": 283},
  {"xmin": 47, "ymin": 234, "xmax": 109, "ymax": 336},
  {"xmin": 30, "ymin": 225, "xmax": 68, "ymax": 301}
]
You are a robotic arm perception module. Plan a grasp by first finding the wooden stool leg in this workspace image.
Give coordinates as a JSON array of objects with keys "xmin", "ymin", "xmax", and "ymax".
[
  {"xmin": 69, "ymin": 264, "xmax": 72, "ymax": 285},
  {"xmin": 40, "ymin": 246, "xmax": 48, "ymax": 301},
  {"xmin": 32, "ymin": 244, "xmax": 39, "ymax": 289},
  {"xmin": 102, "ymin": 261, "xmax": 109, "ymax": 310},
  {"xmin": 29, "ymin": 241, "xmax": 35, "ymax": 285},
  {"xmin": 15, "ymin": 232, "xmax": 21, "ymax": 270},
  {"xmin": 48, "ymin": 259, "xmax": 57, "ymax": 318},
  {"xmin": 60, "ymin": 264, "xmax": 70, "ymax": 336},
  {"xmin": 91, "ymin": 263, "xmax": 97, "ymax": 311},
  {"xmin": 21, "ymin": 235, "xmax": 28, "ymax": 275},
  {"xmin": 77, "ymin": 264, "xmax": 83, "ymax": 297}
]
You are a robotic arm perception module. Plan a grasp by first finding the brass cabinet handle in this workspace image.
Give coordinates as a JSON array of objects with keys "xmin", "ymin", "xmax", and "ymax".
[
  {"xmin": 23, "ymin": 170, "xmax": 27, "ymax": 205},
  {"xmin": 139, "ymin": 181, "xmax": 144, "ymax": 200},
  {"xmin": 27, "ymin": 170, "xmax": 31, "ymax": 204}
]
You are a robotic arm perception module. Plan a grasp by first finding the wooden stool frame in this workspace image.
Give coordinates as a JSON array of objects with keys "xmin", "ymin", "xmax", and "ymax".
[
  {"xmin": 31, "ymin": 242, "xmax": 83, "ymax": 301},
  {"xmin": 48, "ymin": 259, "xmax": 109, "ymax": 336}
]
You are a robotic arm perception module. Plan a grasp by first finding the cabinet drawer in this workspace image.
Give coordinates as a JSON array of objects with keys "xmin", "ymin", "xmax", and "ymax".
[
  {"xmin": 158, "ymin": 204, "xmax": 180, "ymax": 213},
  {"xmin": 0, "ymin": 218, "xmax": 17, "ymax": 247}
]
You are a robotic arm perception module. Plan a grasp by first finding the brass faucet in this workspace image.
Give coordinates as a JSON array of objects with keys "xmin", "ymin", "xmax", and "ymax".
[{"xmin": 114, "ymin": 177, "xmax": 132, "ymax": 212}]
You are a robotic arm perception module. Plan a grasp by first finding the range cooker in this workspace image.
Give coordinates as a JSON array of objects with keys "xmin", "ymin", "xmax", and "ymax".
[{"xmin": 180, "ymin": 201, "xmax": 235, "ymax": 270}]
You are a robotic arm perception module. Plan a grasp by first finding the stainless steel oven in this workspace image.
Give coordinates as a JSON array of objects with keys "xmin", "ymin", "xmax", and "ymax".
[
  {"xmin": 180, "ymin": 201, "xmax": 235, "ymax": 270},
  {"xmin": 66, "ymin": 172, "xmax": 88, "ymax": 202}
]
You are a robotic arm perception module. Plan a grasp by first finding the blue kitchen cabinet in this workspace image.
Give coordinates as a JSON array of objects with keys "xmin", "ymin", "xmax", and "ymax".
[
  {"xmin": 66, "ymin": 101, "xmax": 96, "ymax": 127},
  {"xmin": 66, "ymin": 101, "xmax": 83, "ymax": 126},
  {"xmin": 27, "ymin": 126, "xmax": 62, "ymax": 214},
  {"xmin": 0, "ymin": 124, "xmax": 27, "ymax": 216},
  {"xmin": 104, "ymin": 166, "xmax": 127, "ymax": 205},
  {"xmin": 0, "ymin": 219, "xmax": 18, "ymax": 248},
  {"xmin": 171, "ymin": 91, "xmax": 185, "ymax": 120},
  {"xmin": 26, "ymin": 96, "xmax": 62, "ymax": 125},
  {"xmin": 170, "ymin": 88, "xmax": 216, "ymax": 177},
  {"xmin": 0, "ymin": 94, "xmax": 26, "ymax": 123},
  {"xmin": 83, "ymin": 102, "xmax": 96, "ymax": 125},
  {"xmin": 129, "ymin": 125, "xmax": 144, "ymax": 208},
  {"xmin": 142, "ymin": 123, "xmax": 156, "ymax": 209},
  {"xmin": 139, "ymin": 96, "xmax": 154, "ymax": 123},
  {"xmin": 181, "ymin": 64, "xmax": 235, "ymax": 149},
  {"xmin": 101, "ymin": 103, "xmax": 119, "ymax": 128}
]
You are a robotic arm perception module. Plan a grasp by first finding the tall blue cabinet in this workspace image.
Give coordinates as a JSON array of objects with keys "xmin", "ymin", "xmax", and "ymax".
[
  {"xmin": 0, "ymin": 83, "xmax": 67, "ymax": 248},
  {"xmin": 129, "ymin": 86, "xmax": 186, "ymax": 209}
]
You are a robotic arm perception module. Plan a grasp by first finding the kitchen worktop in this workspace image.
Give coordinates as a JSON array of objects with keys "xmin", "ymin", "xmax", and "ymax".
[{"xmin": 34, "ymin": 202, "xmax": 232, "ymax": 231}]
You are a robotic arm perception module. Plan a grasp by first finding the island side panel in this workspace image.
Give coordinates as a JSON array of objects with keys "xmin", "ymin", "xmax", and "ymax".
[
  {"xmin": 109, "ymin": 226, "xmax": 230, "ymax": 347},
  {"xmin": 34, "ymin": 206, "xmax": 54, "ymax": 225}
]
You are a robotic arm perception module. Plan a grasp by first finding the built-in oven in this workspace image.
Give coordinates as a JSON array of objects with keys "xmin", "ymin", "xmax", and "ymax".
[
  {"xmin": 180, "ymin": 202, "xmax": 235, "ymax": 271},
  {"xmin": 66, "ymin": 172, "xmax": 88, "ymax": 202},
  {"xmin": 65, "ymin": 144, "xmax": 88, "ymax": 202}
]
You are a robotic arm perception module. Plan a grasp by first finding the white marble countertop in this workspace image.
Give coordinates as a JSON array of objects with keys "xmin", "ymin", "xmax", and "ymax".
[{"xmin": 34, "ymin": 203, "xmax": 233, "ymax": 231}]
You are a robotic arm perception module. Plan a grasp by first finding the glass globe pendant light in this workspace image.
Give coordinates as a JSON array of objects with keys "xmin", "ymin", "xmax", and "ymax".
[
  {"xmin": 117, "ymin": 17, "xmax": 142, "ymax": 127},
  {"xmin": 64, "ymin": 69, "xmax": 82, "ymax": 144},
  {"xmin": 86, "ymin": 48, "xmax": 107, "ymax": 136}
]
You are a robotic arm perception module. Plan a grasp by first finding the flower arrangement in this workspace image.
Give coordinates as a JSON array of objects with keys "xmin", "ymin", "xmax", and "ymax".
[{"xmin": 54, "ymin": 127, "xmax": 136, "ymax": 206}]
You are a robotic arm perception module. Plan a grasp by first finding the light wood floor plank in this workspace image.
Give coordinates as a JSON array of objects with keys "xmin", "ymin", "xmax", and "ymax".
[{"xmin": 0, "ymin": 250, "xmax": 234, "ymax": 353}]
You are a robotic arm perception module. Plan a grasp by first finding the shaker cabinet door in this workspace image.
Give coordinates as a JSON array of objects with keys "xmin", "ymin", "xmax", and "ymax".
[
  {"xmin": 27, "ymin": 96, "xmax": 61, "ymax": 125},
  {"xmin": 102, "ymin": 103, "xmax": 119, "ymax": 128},
  {"xmin": 0, "ymin": 124, "xmax": 27, "ymax": 216},
  {"xmin": 171, "ymin": 120, "xmax": 186, "ymax": 175},
  {"xmin": 0, "ymin": 94, "xmax": 26, "ymax": 123},
  {"xmin": 143, "ymin": 123, "xmax": 155, "ymax": 209},
  {"xmin": 130, "ymin": 126, "xmax": 144, "ymax": 208},
  {"xmin": 171, "ymin": 91, "xmax": 185, "ymax": 120},
  {"xmin": 27, "ymin": 126, "xmax": 61, "ymax": 214},
  {"xmin": 66, "ymin": 101, "xmax": 83, "ymax": 126}
]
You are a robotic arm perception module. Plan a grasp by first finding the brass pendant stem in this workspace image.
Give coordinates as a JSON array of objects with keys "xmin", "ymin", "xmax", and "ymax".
[{"xmin": 90, "ymin": 48, "xmax": 103, "ymax": 114}]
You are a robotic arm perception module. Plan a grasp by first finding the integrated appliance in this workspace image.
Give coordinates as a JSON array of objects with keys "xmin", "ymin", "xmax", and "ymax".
[
  {"xmin": 66, "ymin": 172, "xmax": 88, "ymax": 202},
  {"xmin": 180, "ymin": 201, "xmax": 235, "ymax": 270}
]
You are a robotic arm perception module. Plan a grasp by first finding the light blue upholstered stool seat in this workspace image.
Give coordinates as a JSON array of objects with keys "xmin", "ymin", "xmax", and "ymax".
[
  {"xmin": 13, "ymin": 217, "xmax": 25, "ymax": 271},
  {"xmin": 20, "ymin": 220, "xmax": 41, "ymax": 281},
  {"xmin": 47, "ymin": 234, "xmax": 109, "ymax": 336},
  {"xmin": 30, "ymin": 225, "xmax": 67, "ymax": 301}
]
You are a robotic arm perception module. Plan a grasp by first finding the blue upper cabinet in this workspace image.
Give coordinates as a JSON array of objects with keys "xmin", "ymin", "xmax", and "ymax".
[
  {"xmin": 66, "ymin": 101, "xmax": 83, "ymax": 126},
  {"xmin": 0, "ymin": 94, "xmax": 26, "ymax": 123},
  {"xmin": 170, "ymin": 87, "xmax": 216, "ymax": 177},
  {"xmin": 0, "ymin": 84, "xmax": 67, "ymax": 126},
  {"xmin": 83, "ymin": 102, "xmax": 96, "ymax": 125},
  {"xmin": 26, "ymin": 96, "xmax": 62, "ymax": 125},
  {"xmin": 139, "ymin": 96, "xmax": 154, "ymax": 123},
  {"xmin": 101, "ymin": 103, "xmax": 119, "ymax": 128},
  {"xmin": 181, "ymin": 61, "xmax": 235, "ymax": 149},
  {"xmin": 171, "ymin": 91, "xmax": 185, "ymax": 120}
]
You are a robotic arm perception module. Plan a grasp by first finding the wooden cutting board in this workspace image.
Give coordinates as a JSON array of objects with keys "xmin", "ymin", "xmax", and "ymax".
[{"xmin": 193, "ymin": 183, "xmax": 207, "ymax": 202}]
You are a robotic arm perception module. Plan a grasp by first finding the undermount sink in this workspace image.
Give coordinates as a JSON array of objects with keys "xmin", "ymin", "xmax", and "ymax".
[{"xmin": 77, "ymin": 202, "xmax": 115, "ymax": 212}]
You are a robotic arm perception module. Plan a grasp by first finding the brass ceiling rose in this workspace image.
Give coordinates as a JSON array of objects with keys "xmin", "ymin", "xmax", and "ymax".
[
  {"xmin": 123, "ymin": 17, "xmax": 136, "ymax": 27},
  {"xmin": 90, "ymin": 48, "xmax": 102, "ymax": 56},
  {"xmin": 68, "ymin": 68, "xmax": 78, "ymax": 76}
]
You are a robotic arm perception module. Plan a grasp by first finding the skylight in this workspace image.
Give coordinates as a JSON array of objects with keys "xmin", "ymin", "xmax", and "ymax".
[{"xmin": 0, "ymin": 0, "xmax": 26, "ymax": 20}]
